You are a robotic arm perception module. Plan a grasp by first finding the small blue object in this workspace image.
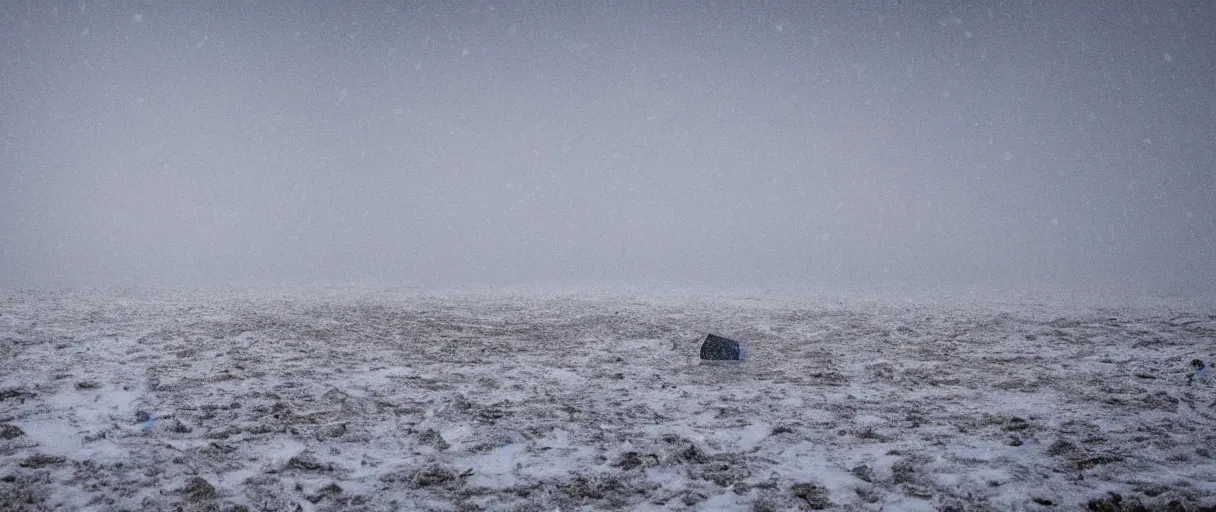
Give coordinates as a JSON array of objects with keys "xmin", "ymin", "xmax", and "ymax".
[
  {"xmin": 142, "ymin": 412, "xmax": 158, "ymax": 431},
  {"xmin": 498, "ymin": 442, "xmax": 523, "ymax": 471},
  {"xmin": 1188, "ymin": 359, "xmax": 1209, "ymax": 385}
]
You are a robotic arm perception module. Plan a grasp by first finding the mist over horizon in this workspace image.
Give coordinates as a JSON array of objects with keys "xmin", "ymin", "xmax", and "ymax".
[{"xmin": 2, "ymin": 2, "xmax": 1214, "ymax": 293}]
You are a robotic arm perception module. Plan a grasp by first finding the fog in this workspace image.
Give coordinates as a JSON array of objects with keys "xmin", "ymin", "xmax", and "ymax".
[{"xmin": 2, "ymin": 2, "xmax": 1213, "ymax": 291}]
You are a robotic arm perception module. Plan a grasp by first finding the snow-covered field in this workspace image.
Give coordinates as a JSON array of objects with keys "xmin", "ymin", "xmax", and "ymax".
[{"xmin": 1, "ymin": 287, "xmax": 1214, "ymax": 511}]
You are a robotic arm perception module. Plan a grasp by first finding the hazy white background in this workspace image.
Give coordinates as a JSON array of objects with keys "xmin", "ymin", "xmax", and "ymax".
[{"xmin": 2, "ymin": 1, "xmax": 1213, "ymax": 291}]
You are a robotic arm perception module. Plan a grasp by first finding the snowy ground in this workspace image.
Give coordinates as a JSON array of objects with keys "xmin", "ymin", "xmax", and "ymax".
[{"xmin": 1, "ymin": 287, "xmax": 1214, "ymax": 511}]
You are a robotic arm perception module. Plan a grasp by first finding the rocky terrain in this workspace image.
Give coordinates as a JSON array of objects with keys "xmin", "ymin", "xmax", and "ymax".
[{"xmin": 1, "ymin": 287, "xmax": 1214, "ymax": 511}]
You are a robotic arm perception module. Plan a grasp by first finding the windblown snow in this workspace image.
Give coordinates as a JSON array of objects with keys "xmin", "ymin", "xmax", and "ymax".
[{"xmin": 1, "ymin": 287, "xmax": 1213, "ymax": 511}]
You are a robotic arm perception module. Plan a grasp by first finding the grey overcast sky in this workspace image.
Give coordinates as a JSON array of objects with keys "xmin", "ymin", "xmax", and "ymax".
[{"xmin": 1, "ymin": 1, "xmax": 1213, "ymax": 290}]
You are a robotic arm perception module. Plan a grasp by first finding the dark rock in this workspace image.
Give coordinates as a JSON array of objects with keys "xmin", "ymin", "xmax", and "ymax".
[
  {"xmin": 81, "ymin": 431, "xmax": 108, "ymax": 443},
  {"xmin": 0, "ymin": 423, "xmax": 24, "ymax": 440},
  {"xmin": 1047, "ymin": 440, "xmax": 1079, "ymax": 456},
  {"xmin": 478, "ymin": 407, "xmax": 509, "ymax": 421},
  {"xmin": 689, "ymin": 453, "xmax": 750, "ymax": 487},
  {"xmin": 306, "ymin": 483, "xmax": 342, "ymax": 504},
  {"xmin": 851, "ymin": 464, "xmax": 874, "ymax": 483},
  {"xmin": 286, "ymin": 452, "xmax": 332, "ymax": 472},
  {"xmin": 0, "ymin": 388, "xmax": 35, "ymax": 403},
  {"xmin": 417, "ymin": 428, "xmax": 449, "ymax": 450},
  {"xmin": 319, "ymin": 423, "xmax": 347, "ymax": 439},
  {"xmin": 1076, "ymin": 454, "xmax": 1122, "ymax": 470},
  {"xmin": 451, "ymin": 394, "xmax": 473, "ymax": 411},
  {"xmin": 182, "ymin": 476, "xmax": 217, "ymax": 501},
  {"xmin": 19, "ymin": 454, "xmax": 66, "ymax": 468},
  {"xmin": 771, "ymin": 425, "xmax": 795, "ymax": 435},
  {"xmin": 409, "ymin": 464, "xmax": 467, "ymax": 489},
  {"xmin": 560, "ymin": 473, "xmax": 630, "ymax": 502},
  {"xmin": 853, "ymin": 426, "xmax": 890, "ymax": 441},
  {"xmin": 1033, "ymin": 497, "xmax": 1055, "ymax": 506},
  {"xmin": 680, "ymin": 444, "xmax": 708, "ymax": 464},
  {"xmin": 1006, "ymin": 417, "xmax": 1030, "ymax": 431},
  {"xmin": 202, "ymin": 442, "xmax": 236, "ymax": 455},
  {"xmin": 891, "ymin": 457, "xmax": 923, "ymax": 484},
  {"xmin": 1141, "ymin": 486, "xmax": 1168, "ymax": 497},
  {"xmin": 168, "ymin": 419, "xmax": 193, "ymax": 433},
  {"xmin": 855, "ymin": 486, "xmax": 882, "ymax": 503},
  {"xmin": 682, "ymin": 492, "xmax": 707, "ymax": 506},
  {"xmin": 0, "ymin": 472, "xmax": 50, "ymax": 509},
  {"xmin": 613, "ymin": 451, "xmax": 659, "ymax": 471},
  {"xmin": 1086, "ymin": 492, "xmax": 1151, "ymax": 512},
  {"xmin": 700, "ymin": 334, "xmax": 747, "ymax": 361},
  {"xmin": 790, "ymin": 482, "xmax": 831, "ymax": 510},
  {"xmin": 206, "ymin": 427, "xmax": 241, "ymax": 440}
]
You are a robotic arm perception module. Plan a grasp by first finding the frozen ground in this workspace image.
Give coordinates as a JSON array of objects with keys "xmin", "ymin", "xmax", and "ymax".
[{"xmin": 1, "ymin": 287, "xmax": 1214, "ymax": 511}]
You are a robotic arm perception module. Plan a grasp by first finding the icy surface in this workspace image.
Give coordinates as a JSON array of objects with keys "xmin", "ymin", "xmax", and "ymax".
[{"xmin": 1, "ymin": 287, "xmax": 1214, "ymax": 510}]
